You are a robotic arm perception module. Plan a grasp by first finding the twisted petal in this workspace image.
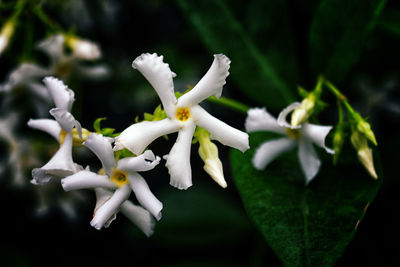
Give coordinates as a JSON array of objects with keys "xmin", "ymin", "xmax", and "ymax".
[
  {"xmin": 27, "ymin": 119, "xmax": 61, "ymax": 142},
  {"xmin": 245, "ymin": 107, "xmax": 285, "ymax": 134},
  {"xmin": 91, "ymin": 185, "xmax": 131, "ymax": 230},
  {"xmin": 114, "ymin": 119, "xmax": 179, "ymax": 155},
  {"xmin": 298, "ymin": 138, "xmax": 321, "ymax": 185},
  {"xmin": 177, "ymin": 54, "xmax": 231, "ymax": 107},
  {"xmin": 43, "ymin": 76, "xmax": 75, "ymax": 111},
  {"xmin": 37, "ymin": 34, "xmax": 64, "ymax": 62},
  {"xmin": 191, "ymin": 105, "xmax": 249, "ymax": 152},
  {"xmin": 31, "ymin": 134, "xmax": 76, "ymax": 184},
  {"xmin": 165, "ymin": 122, "xmax": 196, "ymax": 190},
  {"xmin": 49, "ymin": 108, "xmax": 82, "ymax": 138},
  {"xmin": 277, "ymin": 102, "xmax": 302, "ymax": 129},
  {"xmin": 93, "ymin": 188, "xmax": 116, "ymax": 228},
  {"xmin": 83, "ymin": 133, "xmax": 116, "ymax": 175},
  {"xmin": 252, "ymin": 138, "xmax": 296, "ymax": 170},
  {"xmin": 120, "ymin": 201, "xmax": 155, "ymax": 237},
  {"xmin": 132, "ymin": 53, "xmax": 177, "ymax": 117},
  {"xmin": 302, "ymin": 123, "xmax": 335, "ymax": 154},
  {"xmin": 128, "ymin": 172, "xmax": 163, "ymax": 220},
  {"xmin": 117, "ymin": 150, "xmax": 161, "ymax": 172},
  {"xmin": 61, "ymin": 170, "xmax": 116, "ymax": 191}
]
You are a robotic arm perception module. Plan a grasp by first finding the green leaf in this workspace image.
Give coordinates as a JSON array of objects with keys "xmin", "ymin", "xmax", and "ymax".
[
  {"xmin": 231, "ymin": 132, "xmax": 382, "ymax": 266},
  {"xmin": 309, "ymin": 0, "xmax": 387, "ymax": 83},
  {"xmin": 176, "ymin": 0, "xmax": 296, "ymax": 109}
]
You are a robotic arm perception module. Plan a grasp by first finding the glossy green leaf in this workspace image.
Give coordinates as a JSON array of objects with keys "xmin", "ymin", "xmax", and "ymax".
[
  {"xmin": 176, "ymin": 0, "xmax": 296, "ymax": 109},
  {"xmin": 309, "ymin": 0, "xmax": 387, "ymax": 83},
  {"xmin": 231, "ymin": 132, "xmax": 382, "ymax": 266}
]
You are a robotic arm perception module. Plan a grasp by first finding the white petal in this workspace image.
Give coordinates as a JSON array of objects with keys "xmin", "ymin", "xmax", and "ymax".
[
  {"xmin": 277, "ymin": 102, "xmax": 302, "ymax": 129},
  {"xmin": 120, "ymin": 201, "xmax": 155, "ymax": 237},
  {"xmin": 298, "ymin": 138, "xmax": 321, "ymax": 185},
  {"xmin": 83, "ymin": 133, "xmax": 116, "ymax": 175},
  {"xmin": 132, "ymin": 53, "xmax": 177, "ymax": 117},
  {"xmin": 203, "ymin": 158, "xmax": 227, "ymax": 188},
  {"xmin": 31, "ymin": 134, "xmax": 76, "ymax": 184},
  {"xmin": 93, "ymin": 188, "xmax": 117, "ymax": 228},
  {"xmin": 114, "ymin": 119, "xmax": 179, "ymax": 155},
  {"xmin": 252, "ymin": 138, "xmax": 296, "ymax": 170},
  {"xmin": 117, "ymin": 150, "xmax": 160, "ymax": 172},
  {"xmin": 165, "ymin": 122, "xmax": 196, "ymax": 190},
  {"xmin": 49, "ymin": 108, "xmax": 82, "ymax": 137},
  {"xmin": 128, "ymin": 172, "xmax": 163, "ymax": 220},
  {"xmin": 61, "ymin": 170, "xmax": 116, "ymax": 191},
  {"xmin": 191, "ymin": 105, "xmax": 249, "ymax": 152},
  {"xmin": 302, "ymin": 123, "xmax": 335, "ymax": 154},
  {"xmin": 91, "ymin": 185, "xmax": 131, "ymax": 230},
  {"xmin": 43, "ymin": 76, "xmax": 75, "ymax": 111},
  {"xmin": 5, "ymin": 63, "xmax": 50, "ymax": 89},
  {"xmin": 177, "ymin": 54, "xmax": 231, "ymax": 107},
  {"xmin": 245, "ymin": 107, "xmax": 285, "ymax": 134},
  {"xmin": 76, "ymin": 64, "xmax": 110, "ymax": 79},
  {"xmin": 72, "ymin": 40, "xmax": 101, "ymax": 60},
  {"xmin": 27, "ymin": 119, "xmax": 61, "ymax": 142},
  {"xmin": 27, "ymin": 82, "xmax": 51, "ymax": 102},
  {"xmin": 37, "ymin": 34, "xmax": 65, "ymax": 62}
]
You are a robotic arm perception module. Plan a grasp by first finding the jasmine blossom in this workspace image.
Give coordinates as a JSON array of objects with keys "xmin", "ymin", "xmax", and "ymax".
[
  {"xmin": 114, "ymin": 53, "xmax": 249, "ymax": 189},
  {"xmin": 246, "ymin": 105, "xmax": 334, "ymax": 185}
]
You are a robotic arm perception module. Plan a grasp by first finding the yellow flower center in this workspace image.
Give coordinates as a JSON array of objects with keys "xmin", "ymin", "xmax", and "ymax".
[
  {"xmin": 176, "ymin": 107, "xmax": 191, "ymax": 121},
  {"xmin": 59, "ymin": 128, "xmax": 91, "ymax": 146},
  {"xmin": 285, "ymin": 128, "xmax": 302, "ymax": 140},
  {"xmin": 110, "ymin": 169, "xmax": 129, "ymax": 187}
]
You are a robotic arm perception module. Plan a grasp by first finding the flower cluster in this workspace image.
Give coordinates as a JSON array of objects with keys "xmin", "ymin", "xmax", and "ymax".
[{"xmin": 26, "ymin": 53, "xmax": 250, "ymax": 236}]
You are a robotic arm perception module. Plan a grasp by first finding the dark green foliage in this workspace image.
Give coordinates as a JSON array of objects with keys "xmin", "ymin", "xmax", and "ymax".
[
  {"xmin": 176, "ymin": 0, "xmax": 297, "ymax": 109},
  {"xmin": 231, "ymin": 132, "xmax": 382, "ymax": 266},
  {"xmin": 309, "ymin": 0, "xmax": 387, "ymax": 83}
]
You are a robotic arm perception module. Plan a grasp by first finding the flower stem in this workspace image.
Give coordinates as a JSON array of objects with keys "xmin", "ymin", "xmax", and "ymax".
[
  {"xmin": 33, "ymin": 4, "xmax": 63, "ymax": 33},
  {"xmin": 206, "ymin": 96, "xmax": 250, "ymax": 114}
]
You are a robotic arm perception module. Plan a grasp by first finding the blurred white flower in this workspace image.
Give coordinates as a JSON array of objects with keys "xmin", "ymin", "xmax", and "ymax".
[
  {"xmin": 0, "ymin": 34, "xmax": 108, "ymax": 103},
  {"xmin": 245, "ymin": 104, "xmax": 334, "ymax": 185},
  {"xmin": 114, "ymin": 53, "xmax": 249, "ymax": 190},
  {"xmin": 28, "ymin": 77, "xmax": 83, "ymax": 185},
  {"xmin": 61, "ymin": 133, "xmax": 162, "ymax": 236}
]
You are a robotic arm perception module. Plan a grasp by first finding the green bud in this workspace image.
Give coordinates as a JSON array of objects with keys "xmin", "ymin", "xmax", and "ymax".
[
  {"xmin": 350, "ymin": 129, "xmax": 378, "ymax": 179},
  {"xmin": 356, "ymin": 119, "xmax": 377, "ymax": 146},
  {"xmin": 291, "ymin": 93, "xmax": 316, "ymax": 127},
  {"xmin": 332, "ymin": 124, "xmax": 345, "ymax": 164}
]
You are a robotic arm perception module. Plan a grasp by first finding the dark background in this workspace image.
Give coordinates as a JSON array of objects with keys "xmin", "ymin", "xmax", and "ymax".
[{"xmin": 1, "ymin": 0, "xmax": 398, "ymax": 266}]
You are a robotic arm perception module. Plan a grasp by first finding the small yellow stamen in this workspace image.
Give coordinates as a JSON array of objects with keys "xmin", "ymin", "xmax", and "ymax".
[
  {"xmin": 285, "ymin": 128, "xmax": 302, "ymax": 140},
  {"xmin": 110, "ymin": 169, "xmax": 129, "ymax": 187},
  {"xmin": 176, "ymin": 107, "xmax": 191, "ymax": 121},
  {"xmin": 59, "ymin": 128, "xmax": 91, "ymax": 146}
]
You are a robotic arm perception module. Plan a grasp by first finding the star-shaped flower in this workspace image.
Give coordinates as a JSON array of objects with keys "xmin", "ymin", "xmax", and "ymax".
[
  {"xmin": 114, "ymin": 53, "xmax": 249, "ymax": 190},
  {"xmin": 61, "ymin": 133, "xmax": 162, "ymax": 236},
  {"xmin": 28, "ymin": 77, "xmax": 84, "ymax": 185},
  {"xmin": 245, "ymin": 103, "xmax": 334, "ymax": 184}
]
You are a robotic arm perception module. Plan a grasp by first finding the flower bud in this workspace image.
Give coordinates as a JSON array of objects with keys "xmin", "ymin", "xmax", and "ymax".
[
  {"xmin": 197, "ymin": 129, "xmax": 227, "ymax": 188},
  {"xmin": 0, "ymin": 20, "xmax": 15, "ymax": 55},
  {"xmin": 65, "ymin": 35, "xmax": 101, "ymax": 60},
  {"xmin": 332, "ymin": 124, "xmax": 345, "ymax": 164},
  {"xmin": 291, "ymin": 94, "xmax": 315, "ymax": 127},
  {"xmin": 356, "ymin": 119, "xmax": 377, "ymax": 146},
  {"xmin": 351, "ymin": 129, "xmax": 378, "ymax": 179}
]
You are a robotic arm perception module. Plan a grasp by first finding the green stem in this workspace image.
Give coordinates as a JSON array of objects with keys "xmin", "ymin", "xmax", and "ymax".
[
  {"xmin": 206, "ymin": 96, "xmax": 249, "ymax": 114},
  {"xmin": 175, "ymin": 92, "xmax": 249, "ymax": 114},
  {"xmin": 33, "ymin": 4, "xmax": 63, "ymax": 33}
]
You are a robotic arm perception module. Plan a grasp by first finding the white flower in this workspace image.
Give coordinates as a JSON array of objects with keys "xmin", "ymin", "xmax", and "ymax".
[
  {"xmin": 65, "ymin": 35, "xmax": 101, "ymax": 60},
  {"xmin": 28, "ymin": 77, "xmax": 83, "ymax": 185},
  {"xmin": 245, "ymin": 103, "xmax": 334, "ymax": 184},
  {"xmin": 114, "ymin": 53, "xmax": 249, "ymax": 190},
  {"xmin": 61, "ymin": 133, "xmax": 162, "ymax": 236},
  {"xmin": 0, "ymin": 34, "xmax": 108, "ymax": 101}
]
